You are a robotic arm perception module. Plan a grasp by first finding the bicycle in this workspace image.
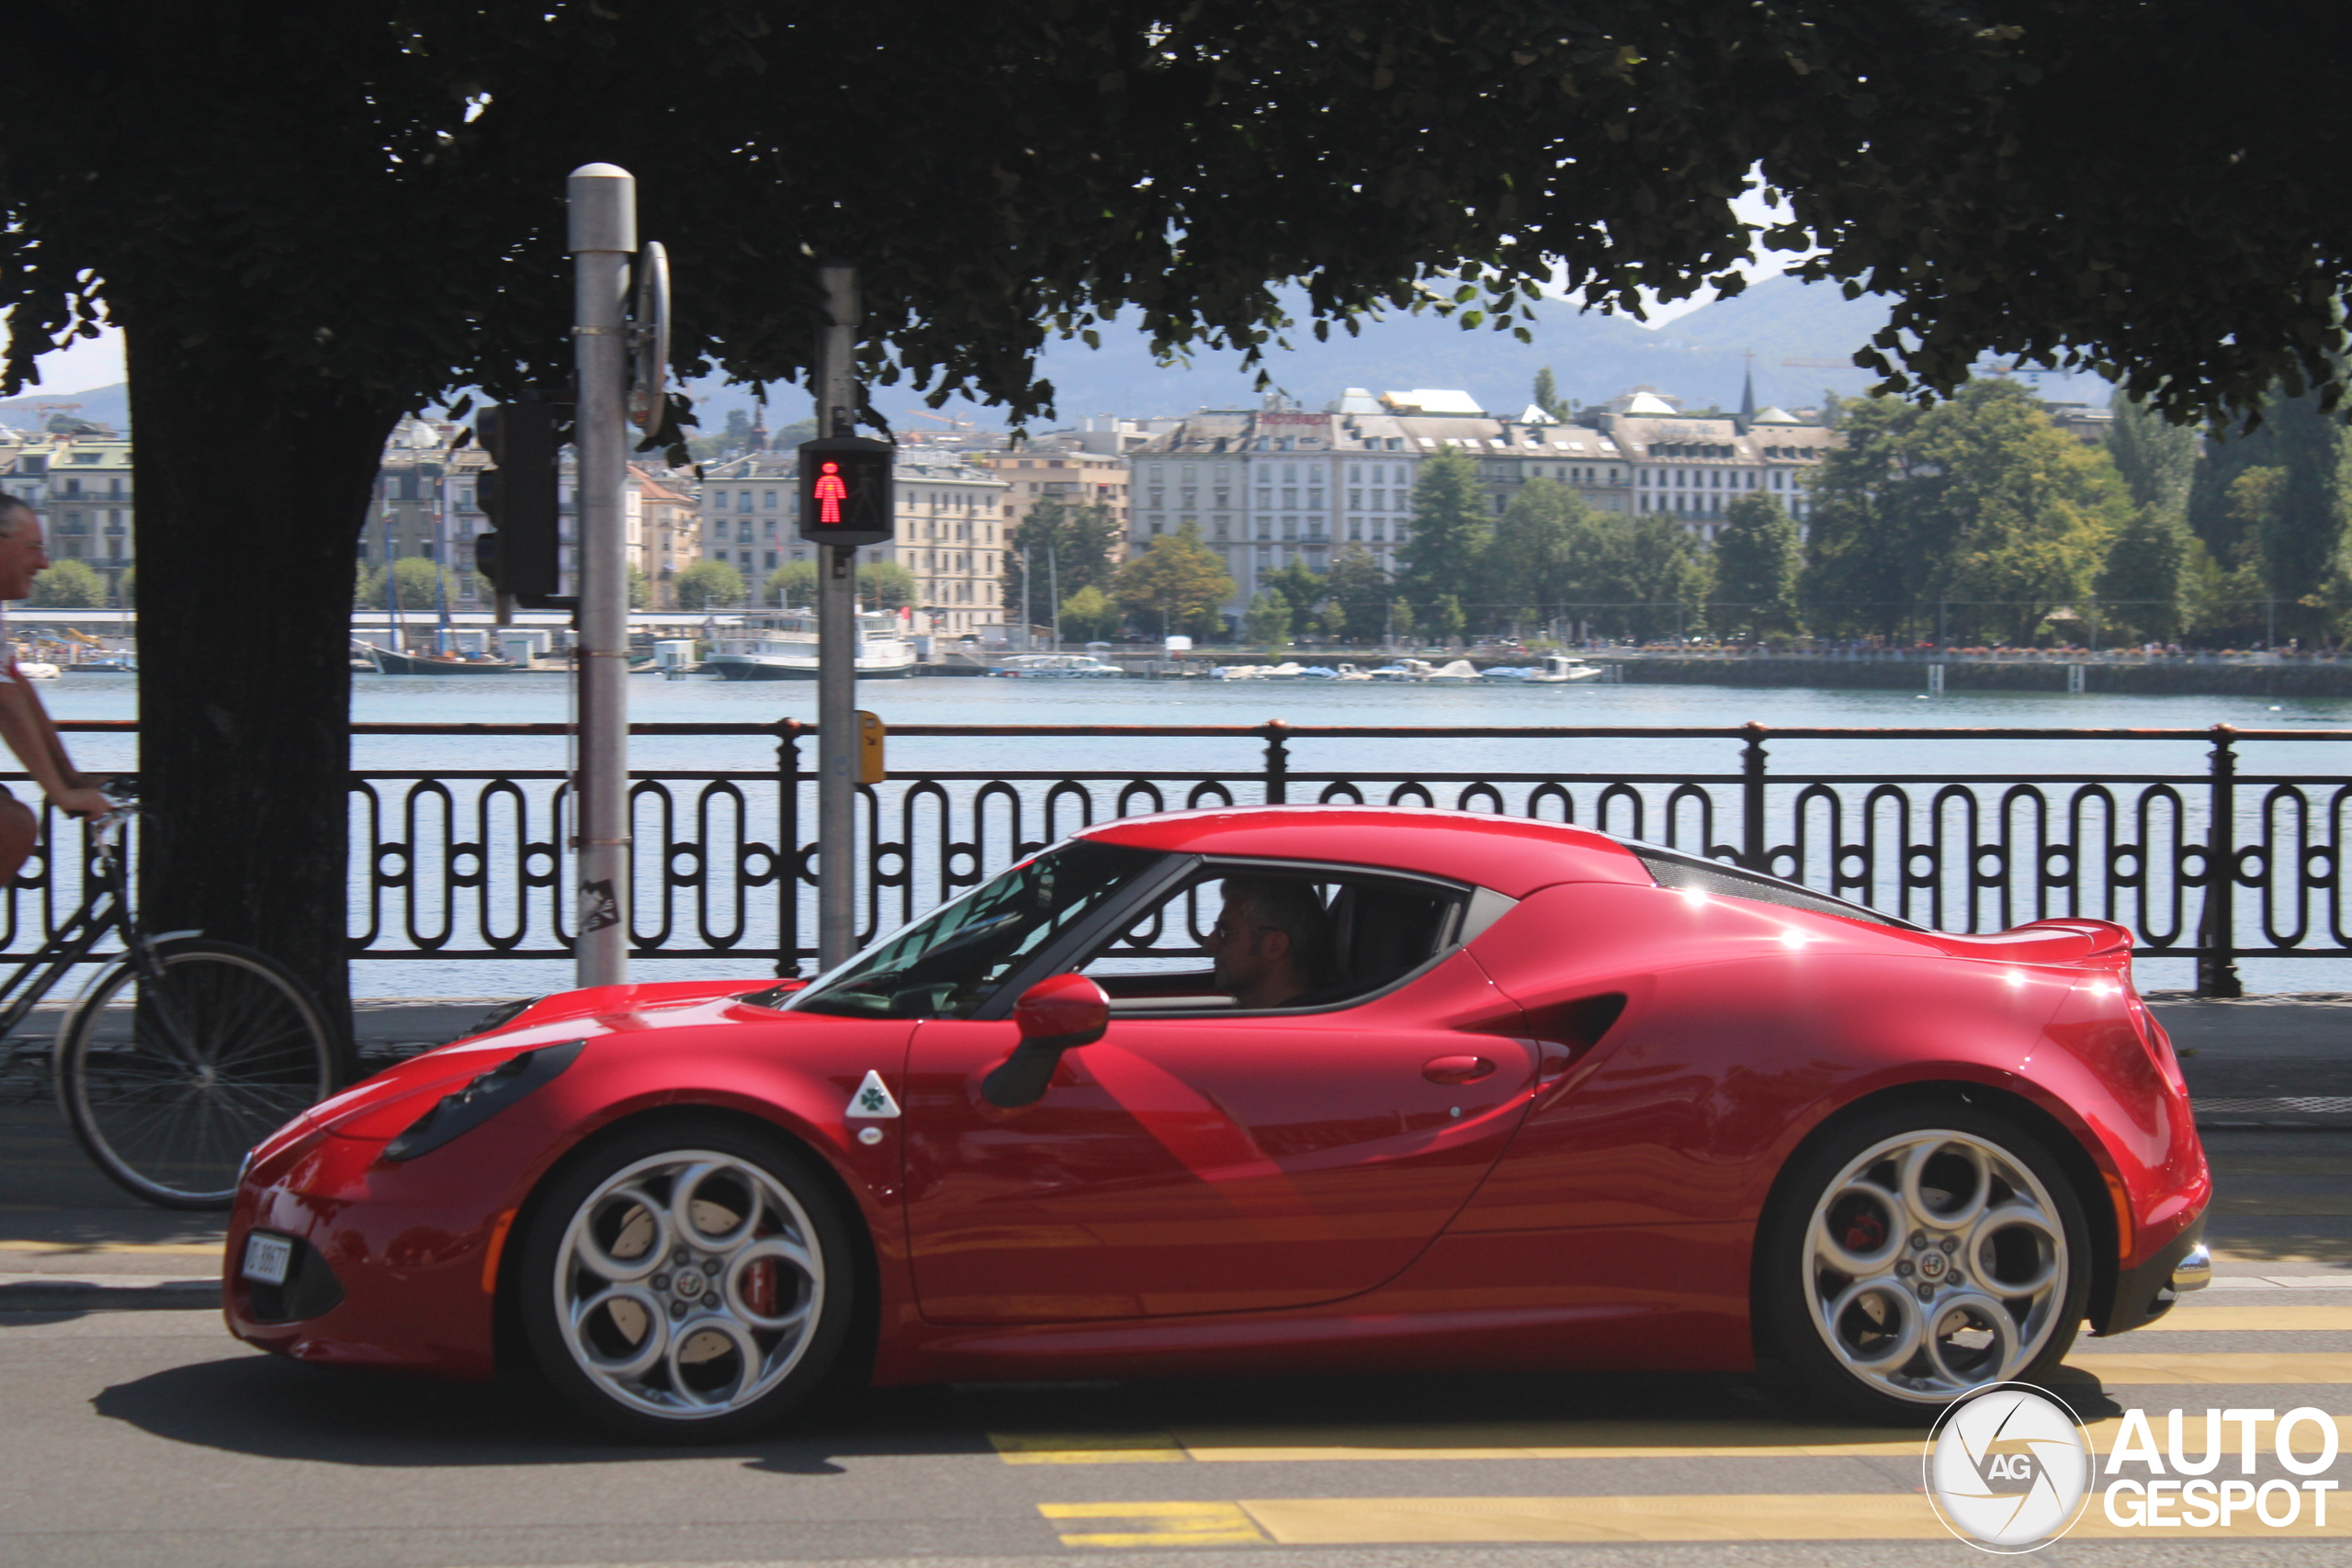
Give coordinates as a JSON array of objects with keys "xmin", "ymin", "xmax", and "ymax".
[{"xmin": 0, "ymin": 783, "xmax": 338, "ymax": 1209}]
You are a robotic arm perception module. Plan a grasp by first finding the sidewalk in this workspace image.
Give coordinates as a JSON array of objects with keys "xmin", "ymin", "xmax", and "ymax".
[{"xmin": 2, "ymin": 994, "xmax": 2346, "ymax": 1311}]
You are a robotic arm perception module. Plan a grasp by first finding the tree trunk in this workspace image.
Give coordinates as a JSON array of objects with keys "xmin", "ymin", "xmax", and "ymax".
[{"xmin": 126, "ymin": 323, "xmax": 403, "ymax": 1059}]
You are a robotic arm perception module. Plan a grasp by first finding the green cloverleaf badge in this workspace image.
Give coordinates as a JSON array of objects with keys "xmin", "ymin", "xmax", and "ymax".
[{"xmin": 848, "ymin": 1069, "xmax": 901, "ymax": 1119}]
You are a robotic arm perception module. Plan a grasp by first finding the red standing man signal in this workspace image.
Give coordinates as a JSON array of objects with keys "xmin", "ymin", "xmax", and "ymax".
[
  {"xmin": 813, "ymin": 460, "xmax": 847, "ymax": 525},
  {"xmin": 796, "ymin": 435, "xmax": 894, "ymax": 547}
]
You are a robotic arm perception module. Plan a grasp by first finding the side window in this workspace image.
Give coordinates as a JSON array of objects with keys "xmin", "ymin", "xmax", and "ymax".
[
  {"xmin": 1632, "ymin": 845, "xmax": 1917, "ymax": 930},
  {"xmin": 1079, "ymin": 864, "xmax": 1468, "ymax": 1014}
]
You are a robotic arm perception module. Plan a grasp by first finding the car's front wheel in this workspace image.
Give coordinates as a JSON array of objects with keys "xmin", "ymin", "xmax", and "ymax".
[
  {"xmin": 518, "ymin": 1118, "xmax": 856, "ymax": 1440},
  {"xmin": 1758, "ymin": 1103, "xmax": 2091, "ymax": 1424}
]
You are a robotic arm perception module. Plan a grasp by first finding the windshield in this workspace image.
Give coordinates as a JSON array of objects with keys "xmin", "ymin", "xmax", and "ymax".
[{"xmin": 786, "ymin": 840, "xmax": 1166, "ymax": 1020}]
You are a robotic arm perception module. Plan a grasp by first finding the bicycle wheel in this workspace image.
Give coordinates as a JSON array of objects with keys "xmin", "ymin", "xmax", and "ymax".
[{"xmin": 58, "ymin": 938, "xmax": 336, "ymax": 1210}]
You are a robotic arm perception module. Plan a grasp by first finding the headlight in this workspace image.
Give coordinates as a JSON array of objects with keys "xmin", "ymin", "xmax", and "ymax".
[{"xmin": 381, "ymin": 1040, "xmax": 584, "ymax": 1163}]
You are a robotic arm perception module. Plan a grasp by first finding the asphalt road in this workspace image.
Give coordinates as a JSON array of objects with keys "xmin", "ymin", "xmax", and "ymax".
[{"xmin": 0, "ymin": 999, "xmax": 2346, "ymax": 1567}]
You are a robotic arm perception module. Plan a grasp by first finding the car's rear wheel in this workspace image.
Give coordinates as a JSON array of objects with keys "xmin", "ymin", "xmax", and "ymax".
[
  {"xmin": 1758, "ymin": 1103, "xmax": 2090, "ymax": 1424},
  {"xmin": 518, "ymin": 1119, "xmax": 855, "ymax": 1441}
]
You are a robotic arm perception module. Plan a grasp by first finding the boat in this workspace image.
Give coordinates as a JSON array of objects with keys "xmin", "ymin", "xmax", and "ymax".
[
  {"xmin": 1330, "ymin": 663, "xmax": 1374, "ymax": 682},
  {"xmin": 1479, "ymin": 654, "xmax": 1603, "ymax": 683},
  {"xmin": 1529, "ymin": 654, "xmax": 1604, "ymax": 683},
  {"xmin": 991, "ymin": 653, "xmax": 1126, "ymax": 679},
  {"xmin": 1366, "ymin": 660, "xmax": 1435, "ymax": 682},
  {"xmin": 64, "ymin": 657, "xmax": 136, "ymax": 673},
  {"xmin": 704, "ymin": 610, "xmax": 917, "ymax": 681},
  {"xmin": 1425, "ymin": 659, "xmax": 1481, "ymax": 683},
  {"xmin": 363, "ymin": 643, "xmax": 517, "ymax": 675},
  {"xmin": 15, "ymin": 661, "xmax": 59, "ymax": 681}
]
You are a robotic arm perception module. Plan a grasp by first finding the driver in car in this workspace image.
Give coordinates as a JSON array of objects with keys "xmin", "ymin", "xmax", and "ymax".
[{"xmin": 1202, "ymin": 877, "xmax": 1333, "ymax": 1009}]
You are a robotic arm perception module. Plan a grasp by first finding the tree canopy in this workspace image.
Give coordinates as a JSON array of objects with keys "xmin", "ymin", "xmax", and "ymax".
[{"xmin": 9, "ymin": 1, "xmax": 2350, "ymax": 1013}]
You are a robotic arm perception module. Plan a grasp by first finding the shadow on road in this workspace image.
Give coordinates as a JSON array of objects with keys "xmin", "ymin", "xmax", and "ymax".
[{"xmin": 93, "ymin": 1350, "xmax": 1880, "ymax": 1472}]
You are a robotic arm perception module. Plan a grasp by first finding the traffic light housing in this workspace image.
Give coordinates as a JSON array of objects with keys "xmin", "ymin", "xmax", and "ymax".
[
  {"xmin": 475, "ymin": 399, "xmax": 568, "ymax": 607},
  {"xmin": 797, "ymin": 436, "xmax": 894, "ymax": 548}
]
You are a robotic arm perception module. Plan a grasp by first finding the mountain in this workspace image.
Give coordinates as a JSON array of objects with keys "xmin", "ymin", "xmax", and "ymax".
[
  {"xmin": 688, "ymin": 273, "xmax": 2109, "ymax": 434},
  {"xmin": 0, "ymin": 381, "xmax": 130, "ymax": 434},
  {"xmin": 19, "ymin": 276, "xmax": 2109, "ymax": 444}
]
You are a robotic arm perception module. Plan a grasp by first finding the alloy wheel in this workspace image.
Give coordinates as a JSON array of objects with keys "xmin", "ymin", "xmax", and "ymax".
[
  {"xmin": 1800, "ymin": 1128, "xmax": 2069, "ymax": 1404},
  {"xmin": 549, "ymin": 1148, "xmax": 827, "ymax": 1421}
]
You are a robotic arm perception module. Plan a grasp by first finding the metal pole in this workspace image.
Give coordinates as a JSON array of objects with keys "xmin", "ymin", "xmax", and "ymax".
[
  {"xmin": 816, "ymin": 262, "xmax": 860, "ymax": 970},
  {"xmin": 433, "ymin": 460, "xmax": 451, "ymax": 652},
  {"xmin": 569, "ymin": 163, "xmax": 636, "ymax": 988}
]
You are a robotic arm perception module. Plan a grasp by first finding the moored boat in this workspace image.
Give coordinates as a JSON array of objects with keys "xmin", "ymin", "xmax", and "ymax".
[
  {"xmin": 362, "ymin": 643, "xmax": 517, "ymax": 675},
  {"xmin": 704, "ymin": 610, "xmax": 917, "ymax": 681},
  {"xmin": 991, "ymin": 653, "xmax": 1126, "ymax": 679}
]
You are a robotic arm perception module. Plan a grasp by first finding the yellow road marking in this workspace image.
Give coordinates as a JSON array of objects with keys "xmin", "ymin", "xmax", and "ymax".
[
  {"xmin": 1237, "ymin": 1493, "xmax": 2352, "ymax": 1544},
  {"xmin": 0, "ymin": 1240, "xmax": 221, "ymax": 1257},
  {"xmin": 2058, "ymin": 1350, "xmax": 2352, "ymax": 1384},
  {"xmin": 1037, "ymin": 1501, "xmax": 1269, "ymax": 1547},
  {"xmin": 1004, "ymin": 1414, "xmax": 2352, "ymax": 1465},
  {"xmin": 992, "ymin": 1431, "xmax": 1187, "ymax": 1464},
  {"xmin": 2144, "ymin": 1305, "xmax": 2352, "ymax": 1331}
]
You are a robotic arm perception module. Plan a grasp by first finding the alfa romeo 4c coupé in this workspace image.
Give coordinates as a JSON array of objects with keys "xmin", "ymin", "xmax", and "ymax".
[{"xmin": 226, "ymin": 808, "xmax": 2211, "ymax": 1438}]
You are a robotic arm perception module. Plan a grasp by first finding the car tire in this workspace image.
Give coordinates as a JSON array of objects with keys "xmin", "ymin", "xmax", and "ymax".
[
  {"xmin": 1756, "ymin": 1100, "xmax": 2091, "ymax": 1425},
  {"xmin": 517, "ymin": 1117, "xmax": 858, "ymax": 1442}
]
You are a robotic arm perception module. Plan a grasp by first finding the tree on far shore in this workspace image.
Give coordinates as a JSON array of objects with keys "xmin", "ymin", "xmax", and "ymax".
[
  {"xmin": 674, "ymin": 560, "xmax": 746, "ymax": 610},
  {"xmin": 1243, "ymin": 592, "xmax": 1292, "ymax": 649},
  {"xmin": 1115, "ymin": 522, "xmax": 1233, "ymax": 637},
  {"xmin": 1003, "ymin": 499, "xmax": 1122, "ymax": 627},
  {"xmin": 1323, "ymin": 547, "xmax": 1391, "ymax": 644},
  {"xmin": 1710, "ymin": 493, "xmax": 1803, "ymax": 638},
  {"xmin": 1397, "ymin": 447, "xmax": 1488, "ymax": 623},
  {"xmin": 29, "ymin": 557, "xmax": 105, "ymax": 608}
]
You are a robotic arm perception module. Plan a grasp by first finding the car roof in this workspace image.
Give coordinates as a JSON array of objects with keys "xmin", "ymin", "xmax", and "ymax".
[{"xmin": 1075, "ymin": 807, "xmax": 1652, "ymax": 899}]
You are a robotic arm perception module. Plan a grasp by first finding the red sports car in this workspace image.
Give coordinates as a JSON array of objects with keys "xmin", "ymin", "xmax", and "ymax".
[{"xmin": 224, "ymin": 807, "xmax": 2211, "ymax": 1438}]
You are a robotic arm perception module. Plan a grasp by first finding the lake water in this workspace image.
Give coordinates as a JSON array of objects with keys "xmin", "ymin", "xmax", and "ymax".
[{"xmin": 34, "ymin": 671, "xmax": 2352, "ymax": 998}]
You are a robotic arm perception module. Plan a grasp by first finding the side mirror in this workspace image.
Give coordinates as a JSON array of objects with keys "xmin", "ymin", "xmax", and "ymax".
[{"xmin": 980, "ymin": 973, "xmax": 1110, "ymax": 1109}]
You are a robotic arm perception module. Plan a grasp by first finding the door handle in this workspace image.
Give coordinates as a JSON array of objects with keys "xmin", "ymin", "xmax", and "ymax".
[{"xmin": 1422, "ymin": 1055, "xmax": 1495, "ymax": 1085}]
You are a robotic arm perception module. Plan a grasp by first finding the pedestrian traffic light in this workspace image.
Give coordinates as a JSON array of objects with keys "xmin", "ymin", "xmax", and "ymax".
[
  {"xmin": 797, "ymin": 436, "xmax": 895, "ymax": 548},
  {"xmin": 475, "ymin": 398, "xmax": 568, "ymax": 608}
]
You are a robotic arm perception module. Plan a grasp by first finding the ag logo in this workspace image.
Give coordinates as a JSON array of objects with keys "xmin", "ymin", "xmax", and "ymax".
[{"xmin": 1924, "ymin": 1382, "xmax": 2092, "ymax": 1552}]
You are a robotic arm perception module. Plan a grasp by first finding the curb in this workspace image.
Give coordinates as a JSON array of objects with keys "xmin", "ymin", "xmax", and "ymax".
[
  {"xmin": 0, "ymin": 1273, "xmax": 217, "ymax": 1312},
  {"xmin": 2194, "ymin": 1096, "xmax": 2352, "ymax": 1131}
]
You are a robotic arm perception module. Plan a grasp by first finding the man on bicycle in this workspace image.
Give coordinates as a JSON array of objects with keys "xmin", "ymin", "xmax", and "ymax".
[{"xmin": 0, "ymin": 498, "xmax": 112, "ymax": 881}]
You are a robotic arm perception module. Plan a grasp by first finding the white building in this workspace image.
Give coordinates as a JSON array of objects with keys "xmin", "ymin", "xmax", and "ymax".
[{"xmin": 1593, "ymin": 390, "xmax": 1838, "ymax": 542}]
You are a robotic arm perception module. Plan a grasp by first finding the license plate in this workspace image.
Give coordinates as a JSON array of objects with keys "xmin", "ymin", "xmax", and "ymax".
[{"xmin": 241, "ymin": 1233, "xmax": 292, "ymax": 1286}]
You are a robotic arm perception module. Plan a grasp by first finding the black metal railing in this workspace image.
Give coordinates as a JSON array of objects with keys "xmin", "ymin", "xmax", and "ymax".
[{"xmin": 13, "ymin": 720, "xmax": 2351, "ymax": 997}]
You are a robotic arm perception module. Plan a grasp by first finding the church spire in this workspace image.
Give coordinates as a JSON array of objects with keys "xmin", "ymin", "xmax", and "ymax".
[
  {"xmin": 1737, "ymin": 350, "xmax": 1758, "ymax": 434},
  {"xmin": 748, "ymin": 395, "xmax": 771, "ymax": 453}
]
